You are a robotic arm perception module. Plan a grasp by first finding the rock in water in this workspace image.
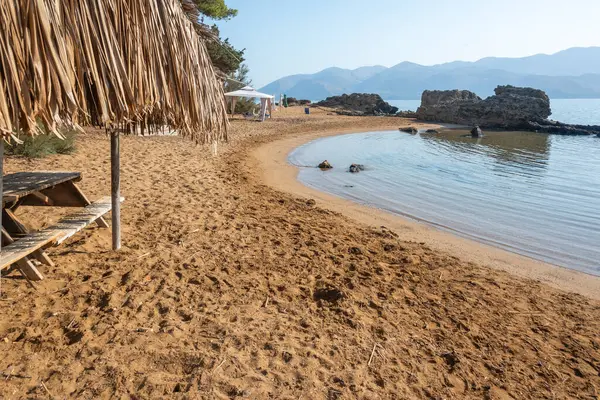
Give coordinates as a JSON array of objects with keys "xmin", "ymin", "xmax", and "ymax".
[
  {"xmin": 348, "ymin": 164, "xmax": 365, "ymax": 173},
  {"xmin": 528, "ymin": 120, "xmax": 600, "ymax": 135},
  {"xmin": 471, "ymin": 126, "xmax": 483, "ymax": 138},
  {"xmin": 425, "ymin": 129, "xmax": 439, "ymax": 134},
  {"xmin": 399, "ymin": 127, "xmax": 418, "ymax": 134},
  {"xmin": 415, "ymin": 85, "xmax": 551, "ymax": 129},
  {"xmin": 315, "ymin": 93, "xmax": 399, "ymax": 116},
  {"xmin": 318, "ymin": 160, "xmax": 333, "ymax": 169},
  {"xmin": 412, "ymin": 85, "xmax": 600, "ymax": 135}
]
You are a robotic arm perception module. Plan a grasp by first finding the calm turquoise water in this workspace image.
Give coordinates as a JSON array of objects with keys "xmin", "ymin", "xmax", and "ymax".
[
  {"xmin": 289, "ymin": 129, "xmax": 600, "ymax": 275},
  {"xmin": 389, "ymin": 98, "xmax": 600, "ymax": 125}
]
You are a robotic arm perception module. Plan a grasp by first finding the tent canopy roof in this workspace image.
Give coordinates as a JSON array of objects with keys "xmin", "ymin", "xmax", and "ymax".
[{"xmin": 225, "ymin": 86, "xmax": 274, "ymax": 99}]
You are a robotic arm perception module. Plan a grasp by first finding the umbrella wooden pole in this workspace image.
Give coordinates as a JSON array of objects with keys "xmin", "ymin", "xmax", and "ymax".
[
  {"xmin": 232, "ymin": 97, "xmax": 238, "ymax": 116},
  {"xmin": 0, "ymin": 139, "xmax": 3, "ymax": 253},
  {"xmin": 111, "ymin": 129, "xmax": 121, "ymax": 250}
]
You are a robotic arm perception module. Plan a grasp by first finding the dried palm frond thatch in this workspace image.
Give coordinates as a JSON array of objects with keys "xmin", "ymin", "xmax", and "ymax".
[{"xmin": 0, "ymin": 0, "xmax": 228, "ymax": 143}]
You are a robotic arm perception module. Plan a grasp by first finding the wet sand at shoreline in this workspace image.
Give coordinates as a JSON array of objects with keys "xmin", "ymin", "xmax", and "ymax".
[{"xmin": 0, "ymin": 107, "xmax": 599, "ymax": 399}]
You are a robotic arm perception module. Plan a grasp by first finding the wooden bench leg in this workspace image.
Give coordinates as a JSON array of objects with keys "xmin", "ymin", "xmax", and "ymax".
[
  {"xmin": 2, "ymin": 217, "xmax": 54, "ymax": 270},
  {"xmin": 1, "ymin": 229, "xmax": 45, "ymax": 281},
  {"xmin": 32, "ymin": 250, "xmax": 54, "ymax": 267},
  {"xmin": 16, "ymin": 257, "xmax": 44, "ymax": 281}
]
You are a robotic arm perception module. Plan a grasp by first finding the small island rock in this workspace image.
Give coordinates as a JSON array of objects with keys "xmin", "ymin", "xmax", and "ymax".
[
  {"xmin": 410, "ymin": 85, "xmax": 600, "ymax": 135},
  {"xmin": 425, "ymin": 129, "xmax": 439, "ymax": 134},
  {"xmin": 416, "ymin": 86, "xmax": 550, "ymax": 128}
]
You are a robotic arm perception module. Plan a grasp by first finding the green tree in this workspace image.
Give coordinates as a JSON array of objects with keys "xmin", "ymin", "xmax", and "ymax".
[
  {"xmin": 194, "ymin": 0, "xmax": 237, "ymax": 20},
  {"xmin": 205, "ymin": 25, "xmax": 245, "ymax": 76}
]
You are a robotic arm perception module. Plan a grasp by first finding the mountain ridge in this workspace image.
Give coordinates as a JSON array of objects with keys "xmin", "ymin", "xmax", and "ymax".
[{"xmin": 259, "ymin": 47, "xmax": 600, "ymax": 100}]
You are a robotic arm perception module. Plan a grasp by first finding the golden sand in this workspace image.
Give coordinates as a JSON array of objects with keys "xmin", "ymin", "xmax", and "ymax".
[{"xmin": 1, "ymin": 107, "xmax": 598, "ymax": 399}]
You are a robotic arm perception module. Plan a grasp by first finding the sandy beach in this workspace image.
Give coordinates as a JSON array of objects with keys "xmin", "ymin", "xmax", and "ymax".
[
  {"xmin": 1, "ymin": 106, "xmax": 599, "ymax": 399},
  {"xmin": 253, "ymin": 122, "xmax": 600, "ymax": 300}
]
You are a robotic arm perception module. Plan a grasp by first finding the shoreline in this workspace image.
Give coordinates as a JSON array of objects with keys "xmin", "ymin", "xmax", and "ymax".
[{"xmin": 251, "ymin": 126, "xmax": 600, "ymax": 300}]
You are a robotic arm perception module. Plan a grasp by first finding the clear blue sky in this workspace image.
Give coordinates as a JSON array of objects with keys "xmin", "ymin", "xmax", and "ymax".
[{"xmin": 214, "ymin": 0, "xmax": 600, "ymax": 88}]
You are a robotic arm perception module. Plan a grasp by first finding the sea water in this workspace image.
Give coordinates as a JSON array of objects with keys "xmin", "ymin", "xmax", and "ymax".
[{"xmin": 289, "ymin": 129, "xmax": 600, "ymax": 276}]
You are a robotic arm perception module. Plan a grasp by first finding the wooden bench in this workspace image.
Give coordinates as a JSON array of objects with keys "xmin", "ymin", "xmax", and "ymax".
[{"xmin": 0, "ymin": 196, "xmax": 122, "ymax": 280}]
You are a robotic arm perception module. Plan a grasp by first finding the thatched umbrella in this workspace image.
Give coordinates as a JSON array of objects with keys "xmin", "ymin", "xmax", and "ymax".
[{"xmin": 0, "ymin": 0, "xmax": 229, "ymax": 250}]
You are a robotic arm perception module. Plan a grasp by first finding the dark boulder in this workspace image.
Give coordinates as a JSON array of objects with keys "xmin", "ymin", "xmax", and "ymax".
[
  {"xmin": 425, "ymin": 129, "xmax": 439, "ymax": 134},
  {"xmin": 471, "ymin": 126, "xmax": 483, "ymax": 138},
  {"xmin": 318, "ymin": 160, "xmax": 333, "ymax": 169},
  {"xmin": 399, "ymin": 127, "xmax": 418, "ymax": 134},
  {"xmin": 315, "ymin": 93, "xmax": 399, "ymax": 116},
  {"xmin": 348, "ymin": 164, "xmax": 365, "ymax": 173}
]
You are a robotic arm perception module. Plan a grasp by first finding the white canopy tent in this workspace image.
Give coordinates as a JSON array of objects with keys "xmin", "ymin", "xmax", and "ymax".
[{"xmin": 224, "ymin": 86, "xmax": 274, "ymax": 122}]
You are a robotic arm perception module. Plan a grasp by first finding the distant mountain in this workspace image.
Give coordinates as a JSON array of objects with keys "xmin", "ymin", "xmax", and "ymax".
[
  {"xmin": 260, "ymin": 65, "xmax": 386, "ymax": 99},
  {"xmin": 259, "ymin": 47, "xmax": 600, "ymax": 100},
  {"xmin": 469, "ymin": 47, "xmax": 600, "ymax": 76}
]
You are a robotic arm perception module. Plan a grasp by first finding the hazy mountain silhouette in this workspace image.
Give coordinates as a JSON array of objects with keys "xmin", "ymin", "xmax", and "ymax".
[
  {"xmin": 260, "ymin": 66, "xmax": 386, "ymax": 99},
  {"xmin": 259, "ymin": 47, "xmax": 600, "ymax": 100}
]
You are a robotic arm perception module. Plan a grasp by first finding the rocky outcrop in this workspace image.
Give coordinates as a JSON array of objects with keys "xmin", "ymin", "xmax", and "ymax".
[
  {"xmin": 526, "ymin": 120, "xmax": 600, "ymax": 135},
  {"xmin": 315, "ymin": 93, "xmax": 399, "ymax": 116},
  {"xmin": 416, "ymin": 86, "xmax": 550, "ymax": 128},
  {"xmin": 415, "ymin": 85, "xmax": 600, "ymax": 135}
]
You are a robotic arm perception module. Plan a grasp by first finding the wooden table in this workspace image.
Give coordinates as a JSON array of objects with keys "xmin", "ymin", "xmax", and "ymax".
[{"xmin": 1, "ymin": 171, "xmax": 109, "ymax": 281}]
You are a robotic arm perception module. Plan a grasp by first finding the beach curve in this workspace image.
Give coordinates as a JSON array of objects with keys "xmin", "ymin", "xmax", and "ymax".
[{"xmin": 250, "ymin": 124, "xmax": 600, "ymax": 300}]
